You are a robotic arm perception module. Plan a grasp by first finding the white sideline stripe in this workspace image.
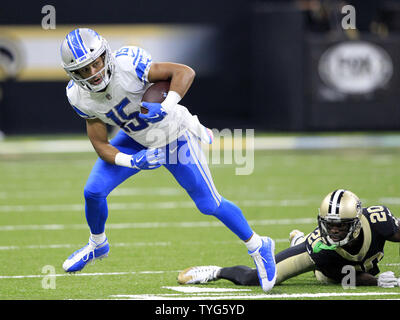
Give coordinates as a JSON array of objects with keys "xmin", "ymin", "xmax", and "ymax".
[
  {"xmin": 162, "ymin": 286, "xmax": 252, "ymax": 293},
  {"xmin": 0, "ymin": 187, "xmax": 183, "ymax": 200},
  {"xmin": 0, "ymin": 270, "xmax": 178, "ymax": 280},
  {"xmin": 0, "ymin": 241, "xmax": 171, "ymax": 251},
  {"xmin": 0, "ymin": 199, "xmax": 314, "ymax": 213},
  {"xmin": 0, "ymin": 238, "xmax": 300, "ymax": 250},
  {"xmin": 2, "ymin": 135, "xmax": 400, "ymax": 154},
  {"xmin": 0, "ymin": 218, "xmax": 315, "ymax": 231},
  {"xmin": 0, "ymin": 239, "xmax": 398, "ymax": 269},
  {"xmin": 109, "ymin": 292, "xmax": 400, "ymax": 300},
  {"xmin": 110, "ymin": 187, "xmax": 183, "ymax": 196},
  {"xmin": 0, "ymin": 139, "xmax": 93, "ymax": 154},
  {"xmin": 380, "ymin": 198, "xmax": 400, "ymax": 205}
]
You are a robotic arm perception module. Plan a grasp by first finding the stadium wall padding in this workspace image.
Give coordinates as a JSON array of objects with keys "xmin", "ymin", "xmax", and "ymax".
[{"xmin": 1, "ymin": 0, "xmax": 400, "ymax": 134}]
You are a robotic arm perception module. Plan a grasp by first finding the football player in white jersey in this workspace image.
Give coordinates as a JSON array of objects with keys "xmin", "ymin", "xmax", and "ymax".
[{"xmin": 60, "ymin": 28, "xmax": 276, "ymax": 292}]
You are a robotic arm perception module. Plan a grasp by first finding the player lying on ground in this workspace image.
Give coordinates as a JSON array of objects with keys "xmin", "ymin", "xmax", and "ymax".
[
  {"xmin": 59, "ymin": 28, "xmax": 275, "ymax": 291},
  {"xmin": 178, "ymin": 189, "xmax": 400, "ymax": 288}
]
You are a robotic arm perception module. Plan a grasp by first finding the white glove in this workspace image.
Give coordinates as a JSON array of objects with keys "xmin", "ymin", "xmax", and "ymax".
[{"xmin": 377, "ymin": 271, "xmax": 399, "ymax": 288}]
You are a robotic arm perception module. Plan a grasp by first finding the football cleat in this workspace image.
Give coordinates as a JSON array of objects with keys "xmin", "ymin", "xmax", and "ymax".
[
  {"xmin": 177, "ymin": 266, "xmax": 221, "ymax": 284},
  {"xmin": 289, "ymin": 229, "xmax": 305, "ymax": 247},
  {"xmin": 248, "ymin": 236, "xmax": 276, "ymax": 292},
  {"xmin": 62, "ymin": 237, "xmax": 109, "ymax": 272}
]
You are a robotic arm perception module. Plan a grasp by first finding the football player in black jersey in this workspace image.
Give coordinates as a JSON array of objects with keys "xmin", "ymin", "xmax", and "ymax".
[{"xmin": 178, "ymin": 190, "xmax": 400, "ymax": 288}]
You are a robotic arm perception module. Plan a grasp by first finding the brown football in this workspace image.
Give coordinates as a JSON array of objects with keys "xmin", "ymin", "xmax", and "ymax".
[{"xmin": 140, "ymin": 80, "xmax": 170, "ymax": 114}]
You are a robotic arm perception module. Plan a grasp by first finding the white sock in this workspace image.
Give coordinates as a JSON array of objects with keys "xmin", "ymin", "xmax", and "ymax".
[
  {"xmin": 245, "ymin": 233, "xmax": 262, "ymax": 252},
  {"xmin": 90, "ymin": 232, "xmax": 106, "ymax": 245}
]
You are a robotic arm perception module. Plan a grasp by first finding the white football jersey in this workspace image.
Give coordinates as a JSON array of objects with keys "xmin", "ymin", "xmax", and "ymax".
[{"xmin": 66, "ymin": 46, "xmax": 204, "ymax": 148}]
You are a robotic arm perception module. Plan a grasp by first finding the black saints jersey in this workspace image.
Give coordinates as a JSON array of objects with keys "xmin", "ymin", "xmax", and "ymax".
[
  {"xmin": 218, "ymin": 205, "xmax": 399, "ymax": 286},
  {"xmin": 305, "ymin": 205, "xmax": 399, "ymax": 282}
]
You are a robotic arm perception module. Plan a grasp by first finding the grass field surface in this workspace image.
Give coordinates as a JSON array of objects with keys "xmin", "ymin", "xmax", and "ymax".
[{"xmin": 0, "ymin": 133, "xmax": 400, "ymax": 302}]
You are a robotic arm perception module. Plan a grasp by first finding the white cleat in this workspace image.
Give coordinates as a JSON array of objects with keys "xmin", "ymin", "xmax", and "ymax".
[
  {"xmin": 289, "ymin": 229, "xmax": 305, "ymax": 247},
  {"xmin": 62, "ymin": 238, "xmax": 109, "ymax": 273},
  {"xmin": 249, "ymin": 236, "xmax": 276, "ymax": 292},
  {"xmin": 178, "ymin": 266, "xmax": 222, "ymax": 284}
]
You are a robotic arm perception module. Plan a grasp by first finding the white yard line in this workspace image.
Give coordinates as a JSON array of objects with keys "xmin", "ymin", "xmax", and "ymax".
[
  {"xmin": 0, "ymin": 199, "xmax": 315, "ymax": 213},
  {"xmin": 0, "ymin": 241, "xmax": 171, "ymax": 251},
  {"xmin": 111, "ymin": 187, "xmax": 183, "ymax": 196},
  {"xmin": 0, "ymin": 238, "xmax": 303, "ymax": 251},
  {"xmin": 109, "ymin": 291, "xmax": 400, "ymax": 300},
  {"xmin": 2, "ymin": 135, "xmax": 400, "ymax": 155},
  {"xmin": 380, "ymin": 198, "xmax": 400, "ymax": 205},
  {"xmin": 0, "ymin": 239, "xmax": 397, "ymax": 270},
  {"xmin": 0, "ymin": 187, "xmax": 184, "ymax": 200},
  {"xmin": 0, "ymin": 270, "xmax": 178, "ymax": 280},
  {"xmin": 1, "ymin": 267, "xmax": 398, "ymax": 300},
  {"xmin": 0, "ymin": 217, "xmax": 315, "ymax": 231},
  {"xmin": 162, "ymin": 286, "xmax": 252, "ymax": 293}
]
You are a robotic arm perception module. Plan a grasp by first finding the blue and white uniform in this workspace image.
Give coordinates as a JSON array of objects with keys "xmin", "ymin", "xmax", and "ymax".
[
  {"xmin": 65, "ymin": 46, "xmax": 254, "ymax": 242},
  {"xmin": 67, "ymin": 46, "xmax": 206, "ymax": 148}
]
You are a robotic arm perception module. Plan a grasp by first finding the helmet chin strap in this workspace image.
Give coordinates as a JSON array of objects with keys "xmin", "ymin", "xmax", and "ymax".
[{"xmin": 71, "ymin": 46, "xmax": 114, "ymax": 92}]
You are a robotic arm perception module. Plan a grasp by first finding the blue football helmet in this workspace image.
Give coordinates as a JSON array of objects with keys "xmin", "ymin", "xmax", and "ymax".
[{"xmin": 61, "ymin": 28, "xmax": 114, "ymax": 92}]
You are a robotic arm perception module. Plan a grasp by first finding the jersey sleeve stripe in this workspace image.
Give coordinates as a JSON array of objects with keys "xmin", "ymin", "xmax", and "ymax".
[
  {"xmin": 72, "ymin": 105, "xmax": 93, "ymax": 119},
  {"xmin": 135, "ymin": 57, "xmax": 152, "ymax": 83},
  {"xmin": 132, "ymin": 47, "xmax": 142, "ymax": 66}
]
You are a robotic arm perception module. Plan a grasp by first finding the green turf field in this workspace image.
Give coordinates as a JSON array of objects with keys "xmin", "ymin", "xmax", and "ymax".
[{"xmin": 0, "ymin": 134, "xmax": 400, "ymax": 301}]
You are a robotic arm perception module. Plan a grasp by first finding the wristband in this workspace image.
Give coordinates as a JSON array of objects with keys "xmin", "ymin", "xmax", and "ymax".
[
  {"xmin": 115, "ymin": 152, "xmax": 132, "ymax": 168},
  {"xmin": 161, "ymin": 90, "xmax": 181, "ymax": 113}
]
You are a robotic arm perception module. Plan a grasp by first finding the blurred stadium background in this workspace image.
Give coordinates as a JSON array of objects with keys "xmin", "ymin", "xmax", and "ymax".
[
  {"xmin": 1, "ymin": 0, "xmax": 400, "ymax": 301},
  {"xmin": 2, "ymin": 0, "xmax": 400, "ymax": 133}
]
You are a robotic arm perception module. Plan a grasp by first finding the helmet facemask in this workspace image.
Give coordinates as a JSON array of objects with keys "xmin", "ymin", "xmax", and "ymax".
[
  {"xmin": 318, "ymin": 215, "xmax": 361, "ymax": 247},
  {"xmin": 67, "ymin": 44, "xmax": 113, "ymax": 92}
]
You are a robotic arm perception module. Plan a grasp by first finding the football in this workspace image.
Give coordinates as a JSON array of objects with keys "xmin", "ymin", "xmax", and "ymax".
[{"xmin": 140, "ymin": 80, "xmax": 170, "ymax": 114}]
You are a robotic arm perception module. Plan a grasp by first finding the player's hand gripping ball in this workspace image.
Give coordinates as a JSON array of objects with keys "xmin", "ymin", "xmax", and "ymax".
[{"xmin": 140, "ymin": 80, "xmax": 170, "ymax": 114}]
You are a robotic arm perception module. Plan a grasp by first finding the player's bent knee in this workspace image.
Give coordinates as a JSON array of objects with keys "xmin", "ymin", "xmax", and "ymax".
[
  {"xmin": 195, "ymin": 199, "xmax": 219, "ymax": 215},
  {"xmin": 83, "ymin": 187, "xmax": 108, "ymax": 201}
]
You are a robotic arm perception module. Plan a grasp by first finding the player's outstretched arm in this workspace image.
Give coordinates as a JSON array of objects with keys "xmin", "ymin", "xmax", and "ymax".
[
  {"xmin": 388, "ymin": 219, "xmax": 400, "ymax": 242},
  {"xmin": 357, "ymin": 271, "xmax": 400, "ymax": 287},
  {"xmin": 356, "ymin": 272, "xmax": 379, "ymax": 286}
]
